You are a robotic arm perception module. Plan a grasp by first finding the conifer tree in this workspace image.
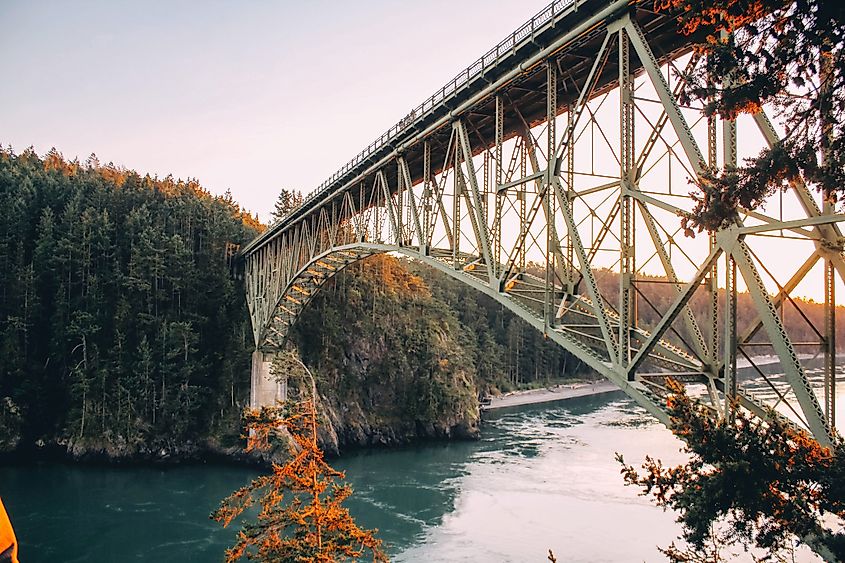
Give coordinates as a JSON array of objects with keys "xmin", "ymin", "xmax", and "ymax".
[
  {"xmin": 0, "ymin": 146, "xmax": 260, "ymax": 452},
  {"xmin": 212, "ymin": 353, "xmax": 387, "ymax": 562},
  {"xmin": 656, "ymin": 0, "xmax": 845, "ymax": 232},
  {"xmin": 271, "ymin": 189, "xmax": 304, "ymax": 223},
  {"xmin": 618, "ymin": 379, "xmax": 845, "ymax": 561}
]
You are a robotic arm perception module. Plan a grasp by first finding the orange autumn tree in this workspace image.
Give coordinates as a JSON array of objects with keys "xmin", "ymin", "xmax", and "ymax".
[{"xmin": 212, "ymin": 354, "xmax": 387, "ymax": 562}]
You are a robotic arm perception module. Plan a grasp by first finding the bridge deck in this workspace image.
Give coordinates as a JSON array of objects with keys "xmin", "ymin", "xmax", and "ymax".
[
  {"xmin": 243, "ymin": 0, "xmax": 693, "ymax": 256},
  {"xmin": 241, "ymin": 0, "xmax": 843, "ymax": 447}
]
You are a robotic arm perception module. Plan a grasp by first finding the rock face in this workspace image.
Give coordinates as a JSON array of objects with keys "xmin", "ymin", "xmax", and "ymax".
[
  {"xmin": 30, "ymin": 434, "xmax": 285, "ymax": 466},
  {"xmin": 317, "ymin": 392, "xmax": 480, "ymax": 457},
  {"xmin": 290, "ymin": 255, "xmax": 483, "ymax": 456},
  {"xmin": 0, "ymin": 397, "xmax": 23, "ymax": 453}
]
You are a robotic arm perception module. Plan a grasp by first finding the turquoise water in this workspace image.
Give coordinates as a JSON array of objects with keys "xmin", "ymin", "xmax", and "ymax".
[
  {"xmin": 0, "ymin": 393, "xmax": 683, "ymax": 561},
  {"xmin": 1, "ymin": 382, "xmax": 835, "ymax": 562}
]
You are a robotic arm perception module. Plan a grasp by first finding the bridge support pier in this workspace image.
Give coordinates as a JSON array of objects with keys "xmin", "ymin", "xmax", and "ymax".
[{"xmin": 250, "ymin": 350, "xmax": 286, "ymax": 408}]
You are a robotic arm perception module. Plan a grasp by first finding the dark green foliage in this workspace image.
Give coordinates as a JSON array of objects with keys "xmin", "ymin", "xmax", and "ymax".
[
  {"xmin": 659, "ymin": 0, "xmax": 845, "ymax": 232},
  {"xmin": 291, "ymin": 255, "xmax": 585, "ymax": 432},
  {"xmin": 408, "ymin": 261, "xmax": 583, "ymax": 392},
  {"xmin": 618, "ymin": 380, "xmax": 845, "ymax": 561},
  {"xmin": 0, "ymin": 147, "xmax": 261, "ymax": 454},
  {"xmin": 291, "ymin": 255, "xmax": 483, "ymax": 434},
  {"xmin": 0, "ymin": 145, "xmax": 583, "ymax": 456}
]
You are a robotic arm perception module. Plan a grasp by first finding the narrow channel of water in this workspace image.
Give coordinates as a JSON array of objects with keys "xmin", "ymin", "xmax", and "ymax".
[{"xmin": 2, "ymin": 368, "xmax": 840, "ymax": 562}]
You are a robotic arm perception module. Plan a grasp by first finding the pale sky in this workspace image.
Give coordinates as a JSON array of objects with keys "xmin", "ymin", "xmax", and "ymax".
[
  {"xmin": 2, "ymin": 1, "xmax": 840, "ymax": 303},
  {"xmin": 0, "ymin": 0, "xmax": 550, "ymax": 222}
]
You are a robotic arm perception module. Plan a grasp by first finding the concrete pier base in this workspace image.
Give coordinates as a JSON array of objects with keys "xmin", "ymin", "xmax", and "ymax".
[{"xmin": 250, "ymin": 350, "xmax": 286, "ymax": 408}]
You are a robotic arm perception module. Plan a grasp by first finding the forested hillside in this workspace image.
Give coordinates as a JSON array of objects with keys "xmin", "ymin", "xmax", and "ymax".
[
  {"xmin": 290, "ymin": 254, "xmax": 581, "ymax": 453},
  {"xmin": 0, "ymin": 149, "xmax": 579, "ymax": 460},
  {"xmin": 589, "ymin": 267, "xmax": 845, "ymax": 354},
  {"xmin": 0, "ymin": 148, "xmax": 261, "ymax": 457}
]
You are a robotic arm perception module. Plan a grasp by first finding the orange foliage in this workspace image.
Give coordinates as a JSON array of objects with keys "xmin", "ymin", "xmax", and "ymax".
[
  {"xmin": 212, "ymin": 400, "xmax": 387, "ymax": 562},
  {"xmin": 620, "ymin": 378, "xmax": 845, "ymax": 559},
  {"xmin": 655, "ymin": 0, "xmax": 772, "ymax": 36},
  {"xmin": 43, "ymin": 148, "xmax": 79, "ymax": 177},
  {"xmin": 358, "ymin": 255, "xmax": 429, "ymax": 298}
]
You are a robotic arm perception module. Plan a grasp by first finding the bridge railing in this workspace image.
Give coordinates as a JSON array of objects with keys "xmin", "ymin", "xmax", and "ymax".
[{"xmin": 281, "ymin": 0, "xmax": 576, "ymax": 226}]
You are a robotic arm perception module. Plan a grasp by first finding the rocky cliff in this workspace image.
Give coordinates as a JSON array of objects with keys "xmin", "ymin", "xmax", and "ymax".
[{"xmin": 290, "ymin": 255, "xmax": 484, "ymax": 455}]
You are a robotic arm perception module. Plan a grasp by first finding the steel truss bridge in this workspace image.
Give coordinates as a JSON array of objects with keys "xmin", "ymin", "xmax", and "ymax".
[{"xmin": 241, "ymin": 0, "xmax": 844, "ymax": 446}]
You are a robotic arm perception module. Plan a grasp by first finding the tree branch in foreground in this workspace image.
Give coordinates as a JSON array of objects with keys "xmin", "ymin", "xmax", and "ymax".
[{"xmin": 617, "ymin": 379, "xmax": 845, "ymax": 561}]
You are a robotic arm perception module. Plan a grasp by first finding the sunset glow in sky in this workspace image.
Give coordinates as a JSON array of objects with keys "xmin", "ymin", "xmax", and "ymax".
[
  {"xmin": 2, "ymin": 1, "xmax": 841, "ymax": 303},
  {"xmin": 0, "ymin": 0, "xmax": 551, "ymax": 222}
]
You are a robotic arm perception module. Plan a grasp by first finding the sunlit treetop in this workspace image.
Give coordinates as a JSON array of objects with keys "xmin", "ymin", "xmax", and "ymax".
[
  {"xmin": 213, "ymin": 400, "xmax": 388, "ymax": 563},
  {"xmin": 655, "ymin": 0, "xmax": 845, "ymax": 233}
]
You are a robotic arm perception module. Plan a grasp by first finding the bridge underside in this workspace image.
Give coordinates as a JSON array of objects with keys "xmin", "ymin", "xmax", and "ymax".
[{"xmin": 243, "ymin": 0, "xmax": 844, "ymax": 446}]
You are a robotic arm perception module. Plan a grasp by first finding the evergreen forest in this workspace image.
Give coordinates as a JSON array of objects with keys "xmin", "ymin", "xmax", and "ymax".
[
  {"xmin": 0, "ymin": 148, "xmax": 580, "ymax": 459},
  {"xmin": 0, "ymin": 148, "xmax": 261, "ymax": 456}
]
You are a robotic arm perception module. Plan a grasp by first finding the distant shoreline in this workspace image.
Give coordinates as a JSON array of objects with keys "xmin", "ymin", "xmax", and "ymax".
[{"xmin": 481, "ymin": 380, "xmax": 621, "ymax": 411}]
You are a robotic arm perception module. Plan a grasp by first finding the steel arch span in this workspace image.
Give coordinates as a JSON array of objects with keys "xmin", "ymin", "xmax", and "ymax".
[{"xmin": 241, "ymin": 0, "xmax": 844, "ymax": 446}]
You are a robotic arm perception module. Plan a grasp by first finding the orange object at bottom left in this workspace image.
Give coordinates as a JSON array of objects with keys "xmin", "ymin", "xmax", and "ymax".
[{"xmin": 0, "ymin": 498, "xmax": 18, "ymax": 563}]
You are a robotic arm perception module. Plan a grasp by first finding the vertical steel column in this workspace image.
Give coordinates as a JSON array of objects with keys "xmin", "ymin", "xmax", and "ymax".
[
  {"xmin": 821, "ymin": 49, "xmax": 836, "ymax": 431},
  {"xmin": 724, "ymin": 255, "xmax": 738, "ymax": 420},
  {"xmin": 723, "ymin": 120, "xmax": 737, "ymax": 173},
  {"xmin": 722, "ymin": 34, "xmax": 738, "ymax": 172},
  {"xmin": 331, "ymin": 200, "xmax": 338, "ymax": 246},
  {"xmin": 405, "ymin": 164, "xmax": 413, "ymax": 245},
  {"xmin": 707, "ymin": 80, "xmax": 719, "ymax": 369},
  {"xmin": 483, "ymin": 149, "xmax": 490, "ymax": 229},
  {"xmin": 398, "ymin": 157, "xmax": 423, "ymax": 251},
  {"xmin": 519, "ymin": 137, "xmax": 527, "ymax": 275},
  {"xmin": 825, "ymin": 257, "xmax": 836, "ymax": 429},
  {"xmin": 619, "ymin": 28, "xmax": 635, "ymax": 369},
  {"xmin": 396, "ymin": 161, "xmax": 404, "ymax": 245},
  {"xmin": 566, "ymin": 104, "xmax": 575, "ymax": 295},
  {"xmin": 546, "ymin": 61, "xmax": 557, "ymax": 328},
  {"xmin": 721, "ymin": 33, "xmax": 738, "ymax": 417},
  {"xmin": 373, "ymin": 177, "xmax": 381, "ymax": 243},
  {"xmin": 708, "ymin": 237, "xmax": 720, "ymax": 405},
  {"xmin": 423, "ymin": 141, "xmax": 431, "ymax": 253},
  {"xmin": 359, "ymin": 182, "xmax": 365, "ymax": 242},
  {"xmin": 495, "ymin": 95, "xmax": 504, "ymax": 281},
  {"xmin": 453, "ymin": 141, "xmax": 462, "ymax": 269}
]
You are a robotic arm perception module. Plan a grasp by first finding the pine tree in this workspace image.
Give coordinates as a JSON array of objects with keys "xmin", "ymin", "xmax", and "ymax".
[
  {"xmin": 212, "ymin": 395, "xmax": 387, "ymax": 562},
  {"xmin": 271, "ymin": 189, "xmax": 303, "ymax": 223},
  {"xmin": 618, "ymin": 379, "xmax": 845, "ymax": 561},
  {"xmin": 0, "ymin": 147, "xmax": 260, "ymax": 454},
  {"xmin": 656, "ymin": 0, "xmax": 845, "ymax": 232}
]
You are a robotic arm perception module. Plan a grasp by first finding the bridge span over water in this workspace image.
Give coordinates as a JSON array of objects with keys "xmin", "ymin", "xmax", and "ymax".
[{"xmin": 241, "ymin": 0, "xmax": 844, "ymax": 446}]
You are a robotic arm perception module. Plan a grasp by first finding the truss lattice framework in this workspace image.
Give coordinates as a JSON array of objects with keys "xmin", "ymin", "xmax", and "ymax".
[{"xmin": 242, "ymin": 2, "xmax": 845, "ymax": 446}]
